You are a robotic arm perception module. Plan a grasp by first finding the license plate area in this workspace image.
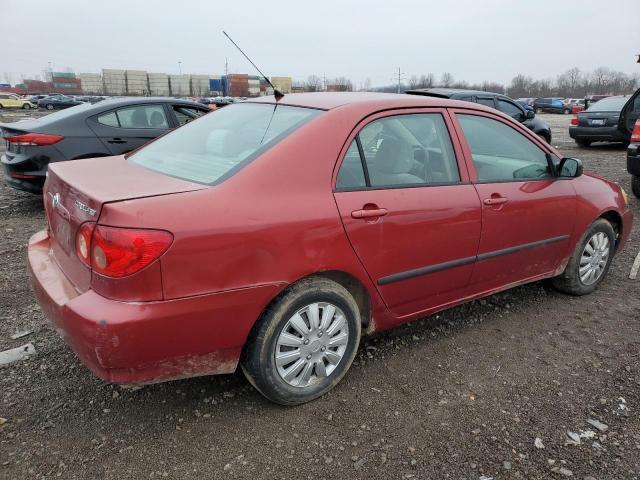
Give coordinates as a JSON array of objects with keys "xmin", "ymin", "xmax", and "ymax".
[{"xmin": 590, "ymin": 119, "xmax": 606, "ymax": 126}]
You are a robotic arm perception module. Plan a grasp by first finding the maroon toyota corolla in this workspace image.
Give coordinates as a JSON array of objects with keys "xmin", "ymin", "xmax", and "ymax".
[{"xmin": 29, "ymin": 92, "xmax": 632, "ymax": 405}]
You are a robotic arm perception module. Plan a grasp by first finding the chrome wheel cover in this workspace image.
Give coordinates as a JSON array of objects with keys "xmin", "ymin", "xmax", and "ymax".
[
  {"xmin": 275, "ymin": 302, "xmax": 349, "ymax": 388},
  {"xmin": 579, "ymin": 232, "xmax": 610, "ymax": 285}
]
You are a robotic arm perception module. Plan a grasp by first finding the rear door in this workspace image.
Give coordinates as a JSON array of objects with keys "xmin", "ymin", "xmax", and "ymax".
[
  {"xmin": 87, "ymin": 103, "xmax": 171, "ymax": 154},
  {"xmin": 619, "ymin": 88, "xmax": 640, "ymax": 135},
  {"xmin": 451, "ymin": 109, "xmax": 576, "ymax": 293},
  {"xmin": 333, "ymin": 109, "xmax": 482, "ymax": 318}
]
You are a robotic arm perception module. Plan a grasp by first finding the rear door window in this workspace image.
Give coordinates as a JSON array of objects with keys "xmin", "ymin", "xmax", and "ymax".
[
  {"xmin": 117, "ymin": 105, "xmax": 169, "ymax": 129},
  {"xmin": 476, "ymin": 97, "xmax": 495, "ymax": 108},
  {"xmin": 335, "ymin": 113, "xmax": 460, "ymax": 189}
]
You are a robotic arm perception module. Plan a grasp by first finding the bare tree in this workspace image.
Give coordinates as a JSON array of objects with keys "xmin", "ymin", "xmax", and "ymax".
[
  {"xmin": 440, "ymin": 72, "xmax": 454, "ymax": 87},
  {"xmin": 304, "ymin": 75, "xmax": 322, "ymax": 92}
]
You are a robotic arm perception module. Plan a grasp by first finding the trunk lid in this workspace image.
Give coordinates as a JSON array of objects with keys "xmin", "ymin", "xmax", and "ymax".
[
  {"xmin": 577, "ymin": 111, "xmax": 620, "ymax": 128},
  {"xmin": 44, "ymin": 155, "xmax": 207, "ymax": 292}
]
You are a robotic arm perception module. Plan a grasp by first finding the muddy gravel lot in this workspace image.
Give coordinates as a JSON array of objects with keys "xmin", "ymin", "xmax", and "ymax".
[{"xmin": 1, "ymin": 111, "xmax": 639, "ymax": 480}]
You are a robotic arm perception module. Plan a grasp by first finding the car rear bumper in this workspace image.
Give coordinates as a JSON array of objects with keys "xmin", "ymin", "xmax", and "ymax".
[
  {"xmin": 2, "ymin": 152, "xmax": 51, "ymax": 193},
  {"xmin": 28, "ymin": 229, "xmax": 284, "ymax": 385},
  {"xmin": 569, "ymin": 126, "xmax": 628, "ymax": 143},
  {"xmin": 627, "ymin": 143, "xmax": 640, "ymax": 176}
]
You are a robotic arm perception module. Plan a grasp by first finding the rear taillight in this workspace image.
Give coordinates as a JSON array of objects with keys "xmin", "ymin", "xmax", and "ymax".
[
  {"xmin": 631, "ymin": 119, "xmax": 640, "ymax": 143},
  {"xmin": 570, "ymin": 115, "xmax": 579, "ymax": 126},
  {"xmin": 76, "ymin": 223, "xmax": 95, "ymax": 267},
  {"xmin": 75, "ymin": 224, "xmax": 173, "ymax": 278},
  {"xmin": 7, "ymin": 133, "xmax": 64, "ymax": 146}
]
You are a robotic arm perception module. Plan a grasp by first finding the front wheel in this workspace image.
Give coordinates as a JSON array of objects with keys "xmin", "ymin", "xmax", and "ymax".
[
  {"xmin": 632, "ymin": 175, "xmax": 640, "ymax": 198},
  {"xmin": 552, "ymin": 219, "xmax": 615, "ymax": 295},
  {"xmin": 536, "ymin": 108, "xmax": 542, "ymax": 114},
  {"xmin": 45, "ymin": 104, "xmax": 54, "ymax": 110},
  {"xmin": 22, "ymin": 103, "xmax": 31, "ymax": 109},
  {"xmin": 242, "ymin": 277, "xmax": 361, "ymax": 405},
  {"xmin": 563, "ymin": 108, "xmax": 570, "ymax": 114}
]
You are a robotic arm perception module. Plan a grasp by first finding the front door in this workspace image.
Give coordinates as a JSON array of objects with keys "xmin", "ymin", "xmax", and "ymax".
[
  {"xmin": 333, "ymin": 110, "xmax": 482, "ymax": 318},
  {"xmin": 452, "ymin": 110, "xmax": 576, "ymax": 293}
]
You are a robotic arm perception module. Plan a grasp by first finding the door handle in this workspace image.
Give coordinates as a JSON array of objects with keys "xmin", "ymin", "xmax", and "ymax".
[
  {"xmin": 351, "ymin": 208, "xmax": 388, "ymax": 219},
  {"xmin": 107, "ymin": 138, "xmax": 127, "ymax": 144},
  {"xmin": 483, "ymin": 196, "xmax": 508, "ymax": 206}
]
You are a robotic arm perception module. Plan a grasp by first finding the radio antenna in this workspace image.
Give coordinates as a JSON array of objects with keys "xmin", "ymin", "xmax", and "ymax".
[{"xmin": 222, "ymin": 31, "xmax": 284, "ymax": 99}]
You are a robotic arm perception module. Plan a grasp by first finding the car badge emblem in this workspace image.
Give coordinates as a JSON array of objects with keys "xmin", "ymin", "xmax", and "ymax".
[
  {"xmin": 50, "ymin": 192, "xmax": 60, "ymax": 209},
  {"xmin": 75, "ymin": 200, "xmax": 96, "ymax": 217}
]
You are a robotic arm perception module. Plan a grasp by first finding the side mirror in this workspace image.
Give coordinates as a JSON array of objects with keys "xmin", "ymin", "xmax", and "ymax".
[
  {"xmin": 558, "ymin": 157, "xmax": 583, "ymax": 178},
  {"xmin": 526, "ymin": 109, "xmax": 535, "ymax": 119}
]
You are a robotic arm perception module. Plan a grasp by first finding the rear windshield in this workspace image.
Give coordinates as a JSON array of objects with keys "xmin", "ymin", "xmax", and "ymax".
[
  {"xmin": 587, "ymin": 96, "xmax": 628, "ymax": 112},
  {"xmin": 129, "ymin": 103, "xmax": 321, "ymax": 185}
]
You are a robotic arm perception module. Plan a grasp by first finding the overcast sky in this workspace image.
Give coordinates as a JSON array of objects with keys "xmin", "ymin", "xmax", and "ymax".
[{"xmin": 1, "ymin": 0, "xmax": 639, "ymax": 87}]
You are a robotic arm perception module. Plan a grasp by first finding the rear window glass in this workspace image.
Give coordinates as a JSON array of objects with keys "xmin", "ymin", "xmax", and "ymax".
[
  {"xmin": 129, "ymin": 103, "xmax": 321, "ymax": 185},
  {"xmin": 587, "ymin": 96, "xmax": 628, "ymax": 112}
]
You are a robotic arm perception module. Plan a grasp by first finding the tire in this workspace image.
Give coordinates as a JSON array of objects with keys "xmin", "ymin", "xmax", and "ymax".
[
  {"xmin": 22, "ymin": 103, "xmax": 31, "ymax": 109},
  {"xmin": 537, "ymin": 132, "xmax": 551, "ymax": 144},
  {"xmin": 536, "ymin": 108, "xmax": 542, "ymax": 114},
  {"xmin": 563, "ymin": 108, "xmax": 570, "ymax": 114},
  {"xmin": 576, "ymin": 139, "xmax": 591, "ymax": 147},
  {"xmin": 45, "ymin": 104, "xmax": 54, "ymax": 110},
  {"xmin": 241, "ymin": 277, "xmax": 362, "ymax": 405},
  {"xmin": 552, "ymin": 219, "xmax": 616, "ymax": 296},
  {"xmin": 632, "ymin": 175, "xmax": 640, "ymax": 198},
  {"xmin": 0, "ymin": 104, "xmax": 3, "ymax": 109}
]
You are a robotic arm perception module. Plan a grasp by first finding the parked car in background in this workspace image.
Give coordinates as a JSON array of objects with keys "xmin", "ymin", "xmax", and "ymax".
[
  {"xmin": 516, "ymin": 97, "xmax": 536, "ymax": 107},
  {"xmin": 533, "ymin": 98, "xmax": 571, "ymax": 114},
  {"xmin": 406, "ymin": 88, "xmax": 552, "ymax": 142},
  {"xmin": 569, "ymin": 99, "xmax": 587, "ymax": 114},
  {"xmin": 37, "ymin": 94, "xmax": 84, "ymax": 110},
  {"xmin": 0, "ymin": 93, "xmax": 36, "ymax": 109},
  {"xmin": 569, "ymin": 95, "xmax": 632, "ymax": 147},
  {"xmin": 26, "ymin": 94, "xmax": 49, "ymax": 104},
  {"xmin": 620, "ymin": 88, "xmax": 640, "ymax": 197},
  {"xmin": 27, "ymin": 92, "xmax": 632, "ymax": 405},
  {"xmin": 1, "ymin": 97, "xmax": 210, "ymax": 193}
]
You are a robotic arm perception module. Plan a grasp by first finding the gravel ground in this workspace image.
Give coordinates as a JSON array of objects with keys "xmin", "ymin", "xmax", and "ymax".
[{"xmin": 1, "ymin": 112, "xmax": 639, "ymax": 480}]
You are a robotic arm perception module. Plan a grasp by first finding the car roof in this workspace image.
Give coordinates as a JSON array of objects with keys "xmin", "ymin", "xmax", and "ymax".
[
  {"xmin": 247, "ymin": 91, "xmax": 496, "ymax": 112},
  {"xmin": 405, "ymin": 88, "xmax": 504, "ymax": 99},
  {"xmin": 91, "ymin": 96, "xmax": 203, "ymax": 108}
]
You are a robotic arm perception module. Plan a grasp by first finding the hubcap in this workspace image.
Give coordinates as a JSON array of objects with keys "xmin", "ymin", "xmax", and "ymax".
[
  {"xmin": 275, "ymin": 302, "xmax": 349, "ymax": 388},
  {"xmin": 579, "ymin": 232, "xmax": 610, "ymax": 285}
]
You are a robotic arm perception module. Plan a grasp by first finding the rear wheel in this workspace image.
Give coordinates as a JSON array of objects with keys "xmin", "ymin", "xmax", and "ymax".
[
  {"xmin": 576, "ymin": 139, "xmax": 591, "ymax": 147},
  {"xmin": 552, "ymin": 219, "xmax": 615, "ymax": 295},
  {"xmin": 242, "ymin": 277, "xmax": 361, "ymax": 405},
  {"xmin": 632, "ymin": 175, "xmax": 640, "ymax": 198},
  {"xmin": 563, "ymin": 108, "xmax": 570, "ymax": 114}
]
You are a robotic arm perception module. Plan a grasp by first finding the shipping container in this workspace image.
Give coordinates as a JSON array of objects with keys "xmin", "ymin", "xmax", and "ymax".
[
  {"xmin": 209, "ymin": 78, "xmax": 223, "ymax": 95},
  {"xmin": 126, "ymin": 70, "xmax": 149, "ymax": 95},
  {"xmin": 169, "ymin": 75, "xmax": 191, "ymax": 96},
  {"xmin": 102, "ymin": 69, "xmax": 127, "ymax": 96},
  {"xmin": 271, "ymin": 76, "xmax": 292, "ymax": 94},
  {"xmin": 79, "ymin": 73, "xmax": 104, "ymax": 94},
  {"xmin": 148, "ymin": 73, "xmax": 170, "ymax": 96},
  {"xmin": 191, "ymin": 75, "xmax": 211, "ymax": 96}
]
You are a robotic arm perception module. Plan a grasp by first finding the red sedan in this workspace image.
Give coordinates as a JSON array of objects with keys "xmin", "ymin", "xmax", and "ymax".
[{"xmin": 28, "ymin": 93, "xmax": 633, "ymax": 405}]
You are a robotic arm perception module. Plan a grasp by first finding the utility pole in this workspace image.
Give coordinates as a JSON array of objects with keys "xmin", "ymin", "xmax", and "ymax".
[
  {"xmin": 395, "ymin": 67, "xmax": 406, "ymax": 94},
  {"xmin": 225, "ymin": 57, "xmax": 229, "ymax": 76},
  {"xmin": 178, "ymin": 61, "xmax": 182, "ymax": 75},
  {"xmin": 322, "ymin": 73, "xmax": 327, "ymax": 92}
]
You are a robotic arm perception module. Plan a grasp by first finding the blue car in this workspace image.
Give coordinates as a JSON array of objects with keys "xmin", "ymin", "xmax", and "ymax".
[{"xmin": 533, "ymin": 98, "xmax": 572, "ymax": 114}]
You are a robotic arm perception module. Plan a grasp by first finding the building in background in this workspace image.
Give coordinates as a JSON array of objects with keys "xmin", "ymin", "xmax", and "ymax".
[{"xmin": 78, "ymin": 73, "xmax": 103, "ymax": 94}]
